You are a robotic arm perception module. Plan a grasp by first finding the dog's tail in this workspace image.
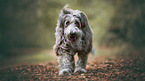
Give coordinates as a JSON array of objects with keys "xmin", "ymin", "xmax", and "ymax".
[{"xmin": 91, "ymin": 47, "xmax": 95, "ymax": 56}]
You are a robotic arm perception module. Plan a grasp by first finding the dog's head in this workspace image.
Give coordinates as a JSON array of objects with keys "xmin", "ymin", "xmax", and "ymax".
[{"xmin": 57, "ymin": 5, "xmax": 90, "ymax": 43}]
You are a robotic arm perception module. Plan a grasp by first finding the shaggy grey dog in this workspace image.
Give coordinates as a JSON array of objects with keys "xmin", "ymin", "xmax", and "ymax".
[{"xmin": 53, "ymin": 5, "xmax": 93, "ymax": 75}]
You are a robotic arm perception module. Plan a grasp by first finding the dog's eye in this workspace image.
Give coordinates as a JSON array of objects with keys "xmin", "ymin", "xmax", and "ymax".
[
  {"xmin": 75, "ymin": 21, "xmax": 81, "ymax": 27},
  {"xmin": 65, "ymin": 21, "xmax": 70, "ymax": 27}
]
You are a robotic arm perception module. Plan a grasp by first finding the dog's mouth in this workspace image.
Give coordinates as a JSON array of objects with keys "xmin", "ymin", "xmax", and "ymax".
[{"xmin": 69, "ymin": 34, "xmax": 77, "ymax": 42}]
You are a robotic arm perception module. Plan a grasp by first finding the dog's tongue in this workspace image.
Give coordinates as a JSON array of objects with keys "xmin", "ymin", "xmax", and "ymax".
[
  {"xmin": 70, "ymin": 38, "xmax": 75, "ymax": 42},
  {"xmin": 70, "ymin": 36, "xmax": 76, "ymax": 42}
]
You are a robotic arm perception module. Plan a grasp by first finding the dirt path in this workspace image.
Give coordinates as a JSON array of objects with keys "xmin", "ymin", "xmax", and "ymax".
[{"xmin": 0, "ymin": 55, "xmax": 145, "ymax": 81}]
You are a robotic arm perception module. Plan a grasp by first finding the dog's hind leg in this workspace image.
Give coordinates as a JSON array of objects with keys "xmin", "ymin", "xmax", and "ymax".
[{"xmin": 58, "ymin": 54, "xmax": 75, "ymax": 75}]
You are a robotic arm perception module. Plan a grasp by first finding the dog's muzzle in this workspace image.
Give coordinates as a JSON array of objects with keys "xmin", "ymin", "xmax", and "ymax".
[
  {"xmin": 69, "ymin": 33, "xmax": 77, "ymax": 42},
  {"xmin": 65, "ymin": 24, "xmax": 82, "ymax": 43}
]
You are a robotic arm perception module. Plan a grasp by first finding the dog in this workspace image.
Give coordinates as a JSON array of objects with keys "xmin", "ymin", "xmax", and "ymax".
[{"xmin": 53, "ymin": 5, "xmax": 93, "ymax": 75}]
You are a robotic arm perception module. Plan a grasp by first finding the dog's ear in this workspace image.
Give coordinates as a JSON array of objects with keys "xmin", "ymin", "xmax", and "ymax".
[
  {"xmin": 80, "ymin": 12, "xmax": 89, "ymax": 28},
  {"xmin": 62, "ymin": 4, "xmax": 71, "ymax": 15},
  {"xmin": 59, "ymin": 5, "xmax": 71, "ymax": 28}
]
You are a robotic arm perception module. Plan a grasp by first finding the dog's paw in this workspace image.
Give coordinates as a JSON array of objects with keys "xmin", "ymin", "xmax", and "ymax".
[
  {"xmin": 74, "ymin": 68, "xmax": 87, "ymax": 73},
  {"xmin": 59, "ymin": 69, "xmax": 71, "ymax": 75}
]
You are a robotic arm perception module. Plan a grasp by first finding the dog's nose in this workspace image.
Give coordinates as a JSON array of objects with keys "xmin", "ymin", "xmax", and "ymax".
[{"xmin": 70, "ymin": 33, "xmax": 76, "ymax": 36}]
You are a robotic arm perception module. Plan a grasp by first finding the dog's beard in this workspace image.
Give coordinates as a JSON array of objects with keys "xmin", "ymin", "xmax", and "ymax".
[
  {"xmin": 65, "ymin": 34, "xmax": 80, "ymax": 43},
  {"xmin": 65, "ymin": 30, "xmax": 82, "ymax": 44}
]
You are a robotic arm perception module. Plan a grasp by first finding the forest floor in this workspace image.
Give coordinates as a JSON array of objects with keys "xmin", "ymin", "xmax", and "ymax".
[{"xmin": 0, "ymin": 47, "xmax": 145, "ymax": 81}]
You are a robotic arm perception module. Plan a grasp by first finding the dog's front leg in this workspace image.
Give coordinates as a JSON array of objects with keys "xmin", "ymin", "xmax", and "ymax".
[
  {"xmin": 58, "ymin": 54, "xmax": 74, "ymax": 75},
  {"xmin": 75, "ymin": 53, "xmax": 88, "ymax": 73}
]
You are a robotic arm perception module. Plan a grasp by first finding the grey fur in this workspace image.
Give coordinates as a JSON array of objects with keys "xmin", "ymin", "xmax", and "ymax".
[{"xmin": 53, "ymin": 5, "xmax": 93, "ymax": 75}]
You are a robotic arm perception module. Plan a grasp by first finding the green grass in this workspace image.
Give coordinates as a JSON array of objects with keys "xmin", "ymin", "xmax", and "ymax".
[
  {"xmin": 15, "ymin": 51, "xmax": 55, "ymax": 63},
  {"xmin": 0, "ymin": 50, "xmax": 57, "ymax": 68}
]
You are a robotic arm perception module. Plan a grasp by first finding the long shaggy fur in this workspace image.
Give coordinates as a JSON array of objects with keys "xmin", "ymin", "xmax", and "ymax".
[{"xmin": 53, "ymin": 5, "xmax": 93, "ymax": 75}]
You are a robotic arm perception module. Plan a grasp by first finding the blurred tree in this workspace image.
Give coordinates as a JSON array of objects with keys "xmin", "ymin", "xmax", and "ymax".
[
  {"xmin": 0, "ymin": 0, "xmax": 65, "ymax": 54},
  {"xmin": 102, "ymin": 0, "xmax": 145, "ymax": 49}
]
